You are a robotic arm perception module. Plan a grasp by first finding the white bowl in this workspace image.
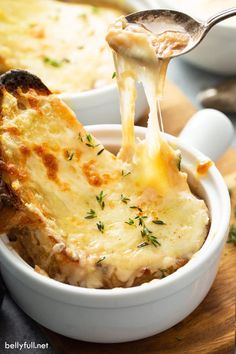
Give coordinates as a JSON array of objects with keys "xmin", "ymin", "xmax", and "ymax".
[
  {"xmin": 153, "ymin": 0, "xmax": 236, "ymax": 75},
  {"xmin": 59, "ymin": 0, "xmax": 153, "ymax": 125},
  {"xmin": 0, "ymin": 111, "xmax": 232, "ymax": 343}
]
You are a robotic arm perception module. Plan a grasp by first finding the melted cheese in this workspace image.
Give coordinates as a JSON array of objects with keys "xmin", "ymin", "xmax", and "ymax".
[
  {"xmin": 106, "ymin": 17, "xmax": 190, "ymax": 195},
  {"xmin": 0, "ymin": 16, "xmax": 209, "ymax": 289},
  {"xmin": 0, "ymin": 0, "xmax": 124, "ymax": 93},
  {"xmin": 1, "ymin": 83, "xmax": 208, "ymax": 288}
]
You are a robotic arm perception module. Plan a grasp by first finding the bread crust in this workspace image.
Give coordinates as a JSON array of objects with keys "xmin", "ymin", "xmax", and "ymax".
[{"xmin": 0, "ymin": 70, "xmax": 51, "ymax": 96}]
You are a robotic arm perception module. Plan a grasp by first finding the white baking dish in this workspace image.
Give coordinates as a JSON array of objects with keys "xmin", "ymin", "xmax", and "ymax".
[{"xmin": 0, "ymin": 109, "xmax": 233, "ymax": 343}]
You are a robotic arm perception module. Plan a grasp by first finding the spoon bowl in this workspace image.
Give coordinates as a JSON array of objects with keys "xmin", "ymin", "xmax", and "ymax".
[{"xmin": 125, "ymin": 7, "xmax": 236, "ymax": 59}]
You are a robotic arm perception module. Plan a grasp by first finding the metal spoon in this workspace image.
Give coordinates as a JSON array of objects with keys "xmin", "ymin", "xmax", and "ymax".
[{"xmin": 125, "ymin": 7, "xmax": 236, "ymax": 59}]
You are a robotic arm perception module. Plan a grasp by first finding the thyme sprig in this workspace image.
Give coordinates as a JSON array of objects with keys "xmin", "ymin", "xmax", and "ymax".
[
  {"xmin": 85, "ymin": 209, "xmax": 97, "ymax": 219},
  {"xmin": 141, "ymin": 225, "xmax": 161, "ymax": 247},
  {"xmin": 96, "ymin": 191, "xmax": 106, "ymax": 210},
  {"xmin": 121, "ymin": 194, "xmax": 130, "ymax": 204}
]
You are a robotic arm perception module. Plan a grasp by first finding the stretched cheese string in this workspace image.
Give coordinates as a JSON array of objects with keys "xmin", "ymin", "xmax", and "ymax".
[
  {"xmin": 114, "ymin": 52, "xmax": 169, "ymax": 160},
  {"xmin": 113, "ymin": 53, "xmax": 136, "ymax": 161},
  {"xmin": 107, "ymin": 17, "xmax": 188, "ymax": 195},
  {"xmin": 137, "ymin": 60, "xmax": 169, "ymax": 157}
]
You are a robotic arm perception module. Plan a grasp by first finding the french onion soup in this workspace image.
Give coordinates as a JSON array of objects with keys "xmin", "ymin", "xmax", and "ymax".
[{"xmin": 0, "ymin": 15, "xmax": 209, "ymax": 289}]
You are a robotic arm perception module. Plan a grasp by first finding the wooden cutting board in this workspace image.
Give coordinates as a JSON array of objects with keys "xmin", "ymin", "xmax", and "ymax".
[{"xmin": 41, "ymin": 81, "xmax": 236, "ymax": 354}]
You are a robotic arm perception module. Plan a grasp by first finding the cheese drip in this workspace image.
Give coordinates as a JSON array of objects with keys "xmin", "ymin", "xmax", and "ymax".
[{"xmin": 106, "ymin": 17, "xmax": 188, "ymax": 195}]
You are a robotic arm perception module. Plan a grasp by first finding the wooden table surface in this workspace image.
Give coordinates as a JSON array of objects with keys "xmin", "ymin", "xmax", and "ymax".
[{"xmin": 41, "ymin": 81, "xmax": 236, "ymax": 354}]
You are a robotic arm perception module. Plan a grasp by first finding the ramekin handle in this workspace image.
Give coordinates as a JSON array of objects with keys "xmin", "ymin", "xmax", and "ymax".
[{"xmin": 179, "ymin": 109, "xmax": 234, "ymax": 161}]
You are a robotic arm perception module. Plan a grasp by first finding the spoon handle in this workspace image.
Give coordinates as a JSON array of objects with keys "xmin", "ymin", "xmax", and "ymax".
[{"xmin": 206, "ymin": 7, "xmax": 236, "ymax": 29}]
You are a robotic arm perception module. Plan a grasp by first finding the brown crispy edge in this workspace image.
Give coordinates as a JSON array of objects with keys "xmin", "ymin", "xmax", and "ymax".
[
  {"xmin": 0, "ymin": 70, "xmax": 51, "ymax": 222},
  {"xmin": 0, "ymin": 69, "xmax": 51, "ymax": 97}
]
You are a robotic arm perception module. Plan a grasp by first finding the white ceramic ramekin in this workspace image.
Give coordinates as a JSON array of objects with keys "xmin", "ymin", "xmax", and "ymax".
[
  {"xmin": 59, "ymin": 0, "xmax": 152, "ymax": 125},
  {"xmin": 0, "ymin": 109, "xmax": 233, "ymax": 343},
  {"xmin": 155, "ymin": 0, "xmax": 236, "ymax": 75}
]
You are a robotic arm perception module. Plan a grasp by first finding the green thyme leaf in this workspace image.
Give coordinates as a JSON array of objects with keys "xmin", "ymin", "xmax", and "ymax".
[
  {"xmin": 85, "ymin": 209, "xmax": 97, "ymax": 219},
  {"xmin": 78, "ymin": 132, "xmax": 83, "ymax": 142},
  {"xmin": 86, "ymin": 134, "xmax": 92, "ymax": 143},
  {"xmin": 227, "ymin": 225, "xmax": 236, "ymax": 245},
  {"xmin": 141, "ymin": 226, "xmax": 161, "ymax": 247},
  {"xmin": 43, "ymin": 56, "xmax": 61, "ymax": 67},
  {"xmin": 148, "ymin": 234, "xmax": 161, "ymax": 247},
  {"xmin": 152, "ymin": 219, "xmax": 166, "ymax": 225},
  {"xmin": 130, "ymin": 206, "xmax": 143, "ymax": 213},
  {"xmin": 96, "ymin": 191, "xmax": 106, "ymax": 210},
  {"xmin": 121, "ymin": 194, "xmax": 130, "ymax": 204},
  {"xmin": 135, "ymin": 215, "xmax": 148, "ymax": 226},
  {"xmin": 137, "ymin": 241, "xmax": 149, "ymax": 248},
  {"xmin": 86, "ymin": 134, "xmax": 100, "ymax": 148},
  {"xmin": 96, "ymin": 221, "xmax": 104, "ymax": 233},
  {"xmin": 96, "ymin": 256, "xmax": 106, "ymax": 265},
  {"xmin": 112, "ymin": 71, "xmax": 117, "ymax": 79},
  {"xmin": 141, "ymin": 225, "xmax": 151, "ymax": 237},
  {"xmin": 43, "ymin": 56, "xmax": 70, "ymax": 67},
  {"xmin": 97, "ymin": 148, "xmax": 104, "ymax": 156},
  {"xmin": 125, "ymin": 218, "xmax": 135, "ymax": 226},
  {"xmin": 66, "ymin": 152, "xmax": 74, "ymax": 161},
  {"xmin": 121, "ymin": 170, "xmax": 131, "ymax": 177}
]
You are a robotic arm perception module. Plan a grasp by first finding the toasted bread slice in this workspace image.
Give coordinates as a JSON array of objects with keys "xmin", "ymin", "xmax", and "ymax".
[{"xmin": 0, "ymin": 70, "xmax": 209, "ymax": 288}]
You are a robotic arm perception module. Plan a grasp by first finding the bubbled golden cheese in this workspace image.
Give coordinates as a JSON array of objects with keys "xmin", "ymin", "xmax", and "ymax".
[{"xmin": 0, "ymin": 70, "xmax": 209, "ymax": 288}]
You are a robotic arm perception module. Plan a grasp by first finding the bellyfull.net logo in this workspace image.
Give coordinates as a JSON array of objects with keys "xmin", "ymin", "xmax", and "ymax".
[{"xmin": 4, "ymin": 341, "xmax": 49, "ymax": 351}]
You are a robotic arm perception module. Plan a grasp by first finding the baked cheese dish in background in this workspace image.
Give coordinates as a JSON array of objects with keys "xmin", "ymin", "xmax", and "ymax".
[{"xmin": 0, "ymin": 0, "xmax": 126, "ymax": 93}]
